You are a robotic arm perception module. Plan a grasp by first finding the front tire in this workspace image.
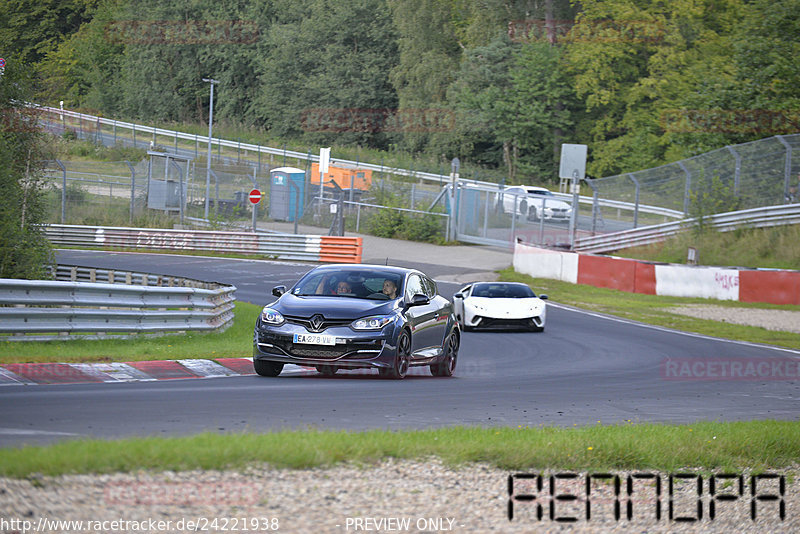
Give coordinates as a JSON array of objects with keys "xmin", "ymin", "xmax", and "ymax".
[
  {"xmin": 254, "ymin": 359, "xmax": 284, "ymax": 377},
  {"xmin": 380, "ymin": 330, "xmax": 411, "ymax": 379},
  {"xmin": 431, "ymin": 332, "xmax": 459, "ymax": 377}
]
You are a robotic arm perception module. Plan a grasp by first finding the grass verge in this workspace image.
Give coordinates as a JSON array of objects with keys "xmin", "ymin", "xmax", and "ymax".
[
  {"xmin": 615, "ymin": 225, "xmax": 800, "ymax": 271},
  {"xmin": 0, "ymin": 421, "xmax": 797, "ymax": 477},
  {"xmin": 498, "ymin": 268, "xmax": 800, "ymax": 351},
  {"xmin": 0, "ymin": 302, "xmax": 260, "ymax": 364}
]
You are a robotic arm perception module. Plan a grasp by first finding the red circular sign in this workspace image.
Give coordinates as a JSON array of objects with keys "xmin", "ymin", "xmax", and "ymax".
[
  {"xmin": 0, "ymin": 58, "xmax": 5, "ymax": 68},
  {"xmin": 248, "ymin": 189, "xmax": 262, "ymax": 204}
]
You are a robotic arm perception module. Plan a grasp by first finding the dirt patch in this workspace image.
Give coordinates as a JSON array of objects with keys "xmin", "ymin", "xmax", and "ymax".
[{"xmin": 668, "ymin": 305, "xmax": 800, "ymax": 334}]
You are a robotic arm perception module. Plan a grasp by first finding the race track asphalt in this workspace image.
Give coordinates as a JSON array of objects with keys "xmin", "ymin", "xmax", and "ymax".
[{"xmin": 0, "ymin": 250, "xmax": 797, "ymax": 447}]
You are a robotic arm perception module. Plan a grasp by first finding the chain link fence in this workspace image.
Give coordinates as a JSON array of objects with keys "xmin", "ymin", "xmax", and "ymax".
[
  {"xmin": 38, "ymin": 107, "xmax": 799, "ymax": 249},
  {"xmin": 588, "ymin": 134, "xmax": 800, "ymax": 232}
]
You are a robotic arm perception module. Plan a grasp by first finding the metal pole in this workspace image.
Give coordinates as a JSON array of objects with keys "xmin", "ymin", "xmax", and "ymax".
[
  {"xmin": 568, "ymin": 170, "xmax": 580, "ymax": 249},
  {"xmin": 628, "ymin": 173, "xmax": 640, "ymax": 228},
  {"xmin": 125, "ymin": 160, "xmax": 136, "ymax": 224},
  {"xmin": 539, "ymin": 197, "xmax": 546, "ymax": 244},
  {"xmin": 776, "ymin": 135, "xmax": 792, "ymax": 203},
  {"xmin": 678, "ymin": 161, "xmax": 691, "ymax": 216},
  {"xmin": 202, "ymin": 78, "xmax": 219, "ymax": 219},
  {"xmin": 725, "ymin": 145, "xmax": 741, "ymax": 196},
  {"xmin": 169, "ymin": 159, "xmax": 185, "ymax": 226},
  {"xmin": 55, "ymin": 159, "xmax": 66, "ymax": 224}
]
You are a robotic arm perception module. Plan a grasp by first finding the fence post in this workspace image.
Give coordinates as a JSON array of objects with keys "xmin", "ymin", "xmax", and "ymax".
[
  {"xmin": 54, "ymin": 159, "xmax": 66, "ymax": 224},
  {"xmin": 679, "ymin": 161, "xmax": 691, "ymax": 216},
  {"xmin": 169, "ymin": 159, "xmax": 184, "ymax": 226},
  {"xmin": 725, "ymin": 145, "xmax": 741, "ymax": 196},
  {"xmin": 776, "ymin": 135, "xmax": 792, "ymax": 203},
  {"xmin": 125, "ymin": 160, "xmax": 136, "ymax": 225},
  {"xmin": 585, "ymin": 178, "xmax": 599, "ymax": 235},
  {"xmin": 628, "ymin": 173, "xmax": 640, "ymax": 228}
]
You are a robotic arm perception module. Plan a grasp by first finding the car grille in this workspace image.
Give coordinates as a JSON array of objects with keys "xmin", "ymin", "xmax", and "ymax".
[
  {"xmin": 257, "ymin": 333, "xmax": 382, "ymax": 360},
  {"xmin": 284, "ymin": 315, "xmax": 353, "ymax": 332},
  {"xmin": 474, "ymin": 316, "xmax": 538, "ymax": 329}
]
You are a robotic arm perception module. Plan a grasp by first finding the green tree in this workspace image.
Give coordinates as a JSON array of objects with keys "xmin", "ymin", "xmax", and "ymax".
[
  {"xmin": 0, "ymin": 0, "xmax": 99, "ymax": 65},
  {"xmin": 255, "ymin": 0, "xmax": 399, "ymax": 148},
  {"xmin": 0, "ymin": 59, "xmax": 54, "ymax": 279}
]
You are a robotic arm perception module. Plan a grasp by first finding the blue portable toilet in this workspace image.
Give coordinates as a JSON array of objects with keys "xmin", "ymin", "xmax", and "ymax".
[{"xmin": 269, "ymin": 167, "xmax": 305, "ymax": 222}]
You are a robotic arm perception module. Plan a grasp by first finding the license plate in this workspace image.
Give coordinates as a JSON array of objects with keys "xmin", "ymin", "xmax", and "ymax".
[{"xmin": 293, "ymin": 333, "xmax": 336, "ymax": 346}]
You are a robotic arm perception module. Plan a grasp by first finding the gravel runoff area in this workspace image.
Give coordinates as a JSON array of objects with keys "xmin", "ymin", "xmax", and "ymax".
[
  {"xmin": 2, "ymin": 459, "xmax": 796, "ymax": 533},
  {"xmin": 668, "ymin": 305, "xmax": 800, "ymax": 334}
]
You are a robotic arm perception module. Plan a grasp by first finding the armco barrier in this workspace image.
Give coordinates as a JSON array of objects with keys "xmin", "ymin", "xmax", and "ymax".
[
  {"xmin": 514, "ymin": 240, "xmax": 800, "ymax": 305},
  {"xmin": 0, "ymin": 268, "xmax": 235, "ymax": 341},
  {"xmin": 44, "ymin": 224, "xmax": 363, "ymax": 264}
]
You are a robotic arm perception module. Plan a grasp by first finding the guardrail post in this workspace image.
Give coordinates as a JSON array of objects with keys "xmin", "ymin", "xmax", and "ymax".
[
  {"xmin": 776, "ymin": 135, "xmax": 792, "ymax": 203},
  {"xmin": 628, "ymin": 173, "xmax": 640, "ymax": 228},
  {"xmin": 725, "ymin": 145, "xmax": 741, "ymax": 196},
  {"xmin": 679, "ymin": 161, "xmax": 692, "ymax": 216}
]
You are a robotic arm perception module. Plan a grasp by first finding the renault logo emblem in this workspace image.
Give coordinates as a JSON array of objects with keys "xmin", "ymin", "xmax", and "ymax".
[{"xmin": 309, "ymin": 314, "xmax": 324, "ymax": 332}]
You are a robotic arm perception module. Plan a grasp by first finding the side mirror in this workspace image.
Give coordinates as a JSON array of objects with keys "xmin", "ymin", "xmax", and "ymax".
[
  {"xmin": 453, "ymin": 292, "xmax": 463, "ymax": 299},
  {"xmin": 272, "ymin": 285, "xmax": 286, "ymax": 297},
  {"xmin": 539, "ymin": 294, "xmax": 548, "ymax": 300},
  {"xmin": 407, "ymin": 293, "xmax": 430, "ymax": 307}
]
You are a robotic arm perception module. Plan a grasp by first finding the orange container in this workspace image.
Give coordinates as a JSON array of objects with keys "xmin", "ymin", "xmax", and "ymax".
[{"xmin": 310, "ymin": 162, "xmax": 372, "ymax": 191}]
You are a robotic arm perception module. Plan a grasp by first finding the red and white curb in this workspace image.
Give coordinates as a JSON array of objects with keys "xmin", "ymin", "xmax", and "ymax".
[{"xmin": 0, "ymin": 358, "xmax": 313, "ymax": 386}]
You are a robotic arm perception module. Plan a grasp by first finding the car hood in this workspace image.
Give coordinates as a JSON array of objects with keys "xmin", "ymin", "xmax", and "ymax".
[
  {"xmin": 274, "ymin": 293, "xmax": 397, "ymax": 319},
  {"xmin": 466, "ymin": 297, "xmax": 544, "ymax": 311}
]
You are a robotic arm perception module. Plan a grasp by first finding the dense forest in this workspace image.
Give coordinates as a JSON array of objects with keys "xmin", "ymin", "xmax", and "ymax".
[{"xmin": 3, "ymin": 0, "xmax": 799, "ymax": 182}]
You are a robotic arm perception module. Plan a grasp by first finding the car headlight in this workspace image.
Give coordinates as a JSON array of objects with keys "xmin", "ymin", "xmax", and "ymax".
[
  {"xmin": 260, "ymin": 307, "xmax": 285, "ymax": 325},
  {"xmin": 351, "ymin": 315, "xmax": 393, "ymax": 330}
]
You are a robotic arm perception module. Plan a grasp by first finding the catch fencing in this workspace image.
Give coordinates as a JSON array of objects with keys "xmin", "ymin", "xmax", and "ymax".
[
  {"xmin": 573, "ymin": 203, "xmax": 800, "ymax": 254},
  {"xmin": 0, "ymin": 266, "xmax": 235, "ymax": 341},
  {"xmin": 34, "ymin": 104, "xmax": 800, "ymax": 250}
]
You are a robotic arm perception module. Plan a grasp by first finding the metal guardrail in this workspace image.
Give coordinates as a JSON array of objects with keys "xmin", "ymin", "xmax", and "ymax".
[
  {"xmin": 32, "ymin": 104, "xmax": 683, "ymax": 220},
  {"xmin": 0, "ymin": 266, "xmax": 235, "ymax": 341},
  {"xmin": 574, "ymin": 203, "xmax": 800, "ymax": 254},
  {"xmin": 43, "ymin": 224, "xmax": 363, "ymax": 263}
]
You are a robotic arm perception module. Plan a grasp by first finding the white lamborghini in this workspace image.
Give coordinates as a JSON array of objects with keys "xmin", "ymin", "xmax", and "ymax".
[{"xmin": 452, "ymin": 282, "xmax": 547, "ymax": 332}]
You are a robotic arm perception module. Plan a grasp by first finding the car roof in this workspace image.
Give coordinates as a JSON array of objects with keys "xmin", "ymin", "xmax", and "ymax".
[{"xmin": 307, "ymin": 264, "xmax": 422, "ymax": 277}]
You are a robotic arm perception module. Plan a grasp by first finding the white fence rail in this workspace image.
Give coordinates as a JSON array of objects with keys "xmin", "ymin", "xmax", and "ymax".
[
  {"xmin": 574, "ymin": 203, "xmax": 800, "ymax": 254},
  {"xmin": 0, "ymin": 266, "xmax": 235, "ymax": 341}
]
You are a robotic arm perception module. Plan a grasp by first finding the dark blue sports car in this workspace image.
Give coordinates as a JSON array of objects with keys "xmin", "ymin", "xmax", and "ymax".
[{"xmin": 253, "ymin": 264, "xmax": 460, "ymax": 379}]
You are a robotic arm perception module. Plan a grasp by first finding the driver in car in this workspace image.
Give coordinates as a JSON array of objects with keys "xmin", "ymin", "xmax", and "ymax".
[{"xmin": 382, "ymin": 279, "xmax": 398, "ymax": 299}]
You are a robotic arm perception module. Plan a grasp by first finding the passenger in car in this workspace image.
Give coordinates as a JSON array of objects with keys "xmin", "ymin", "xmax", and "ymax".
[{"xmin": 336, "ymin": 281, "xmax": 351, "ymax": 295}]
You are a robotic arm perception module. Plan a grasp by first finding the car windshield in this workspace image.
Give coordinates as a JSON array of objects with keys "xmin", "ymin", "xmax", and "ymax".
[
  {"xmin": 527, "ymin": 189, "xmax": 554, "ymax": 196},
  {"xmin": 292, "ymin": 270, "xmax": 404, "ymax": 300},
  {"xmin": 472, "ymin": 283, "xmax": 536, "ymax": 298}
]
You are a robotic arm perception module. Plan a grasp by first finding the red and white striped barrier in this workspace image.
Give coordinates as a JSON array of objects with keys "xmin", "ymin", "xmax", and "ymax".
[
  {"xmin": 514, "ymin": 241, "xmax": 800, "ymax": 305},
  {"xmin": 44, "ymin": 224, "xmax": 363, "ymax": 264}
]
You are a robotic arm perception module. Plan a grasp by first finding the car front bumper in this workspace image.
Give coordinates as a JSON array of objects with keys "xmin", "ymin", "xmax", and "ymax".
[{"xmin": 253, "ymin": 321, "xmax": 399, "ymax": 369}]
